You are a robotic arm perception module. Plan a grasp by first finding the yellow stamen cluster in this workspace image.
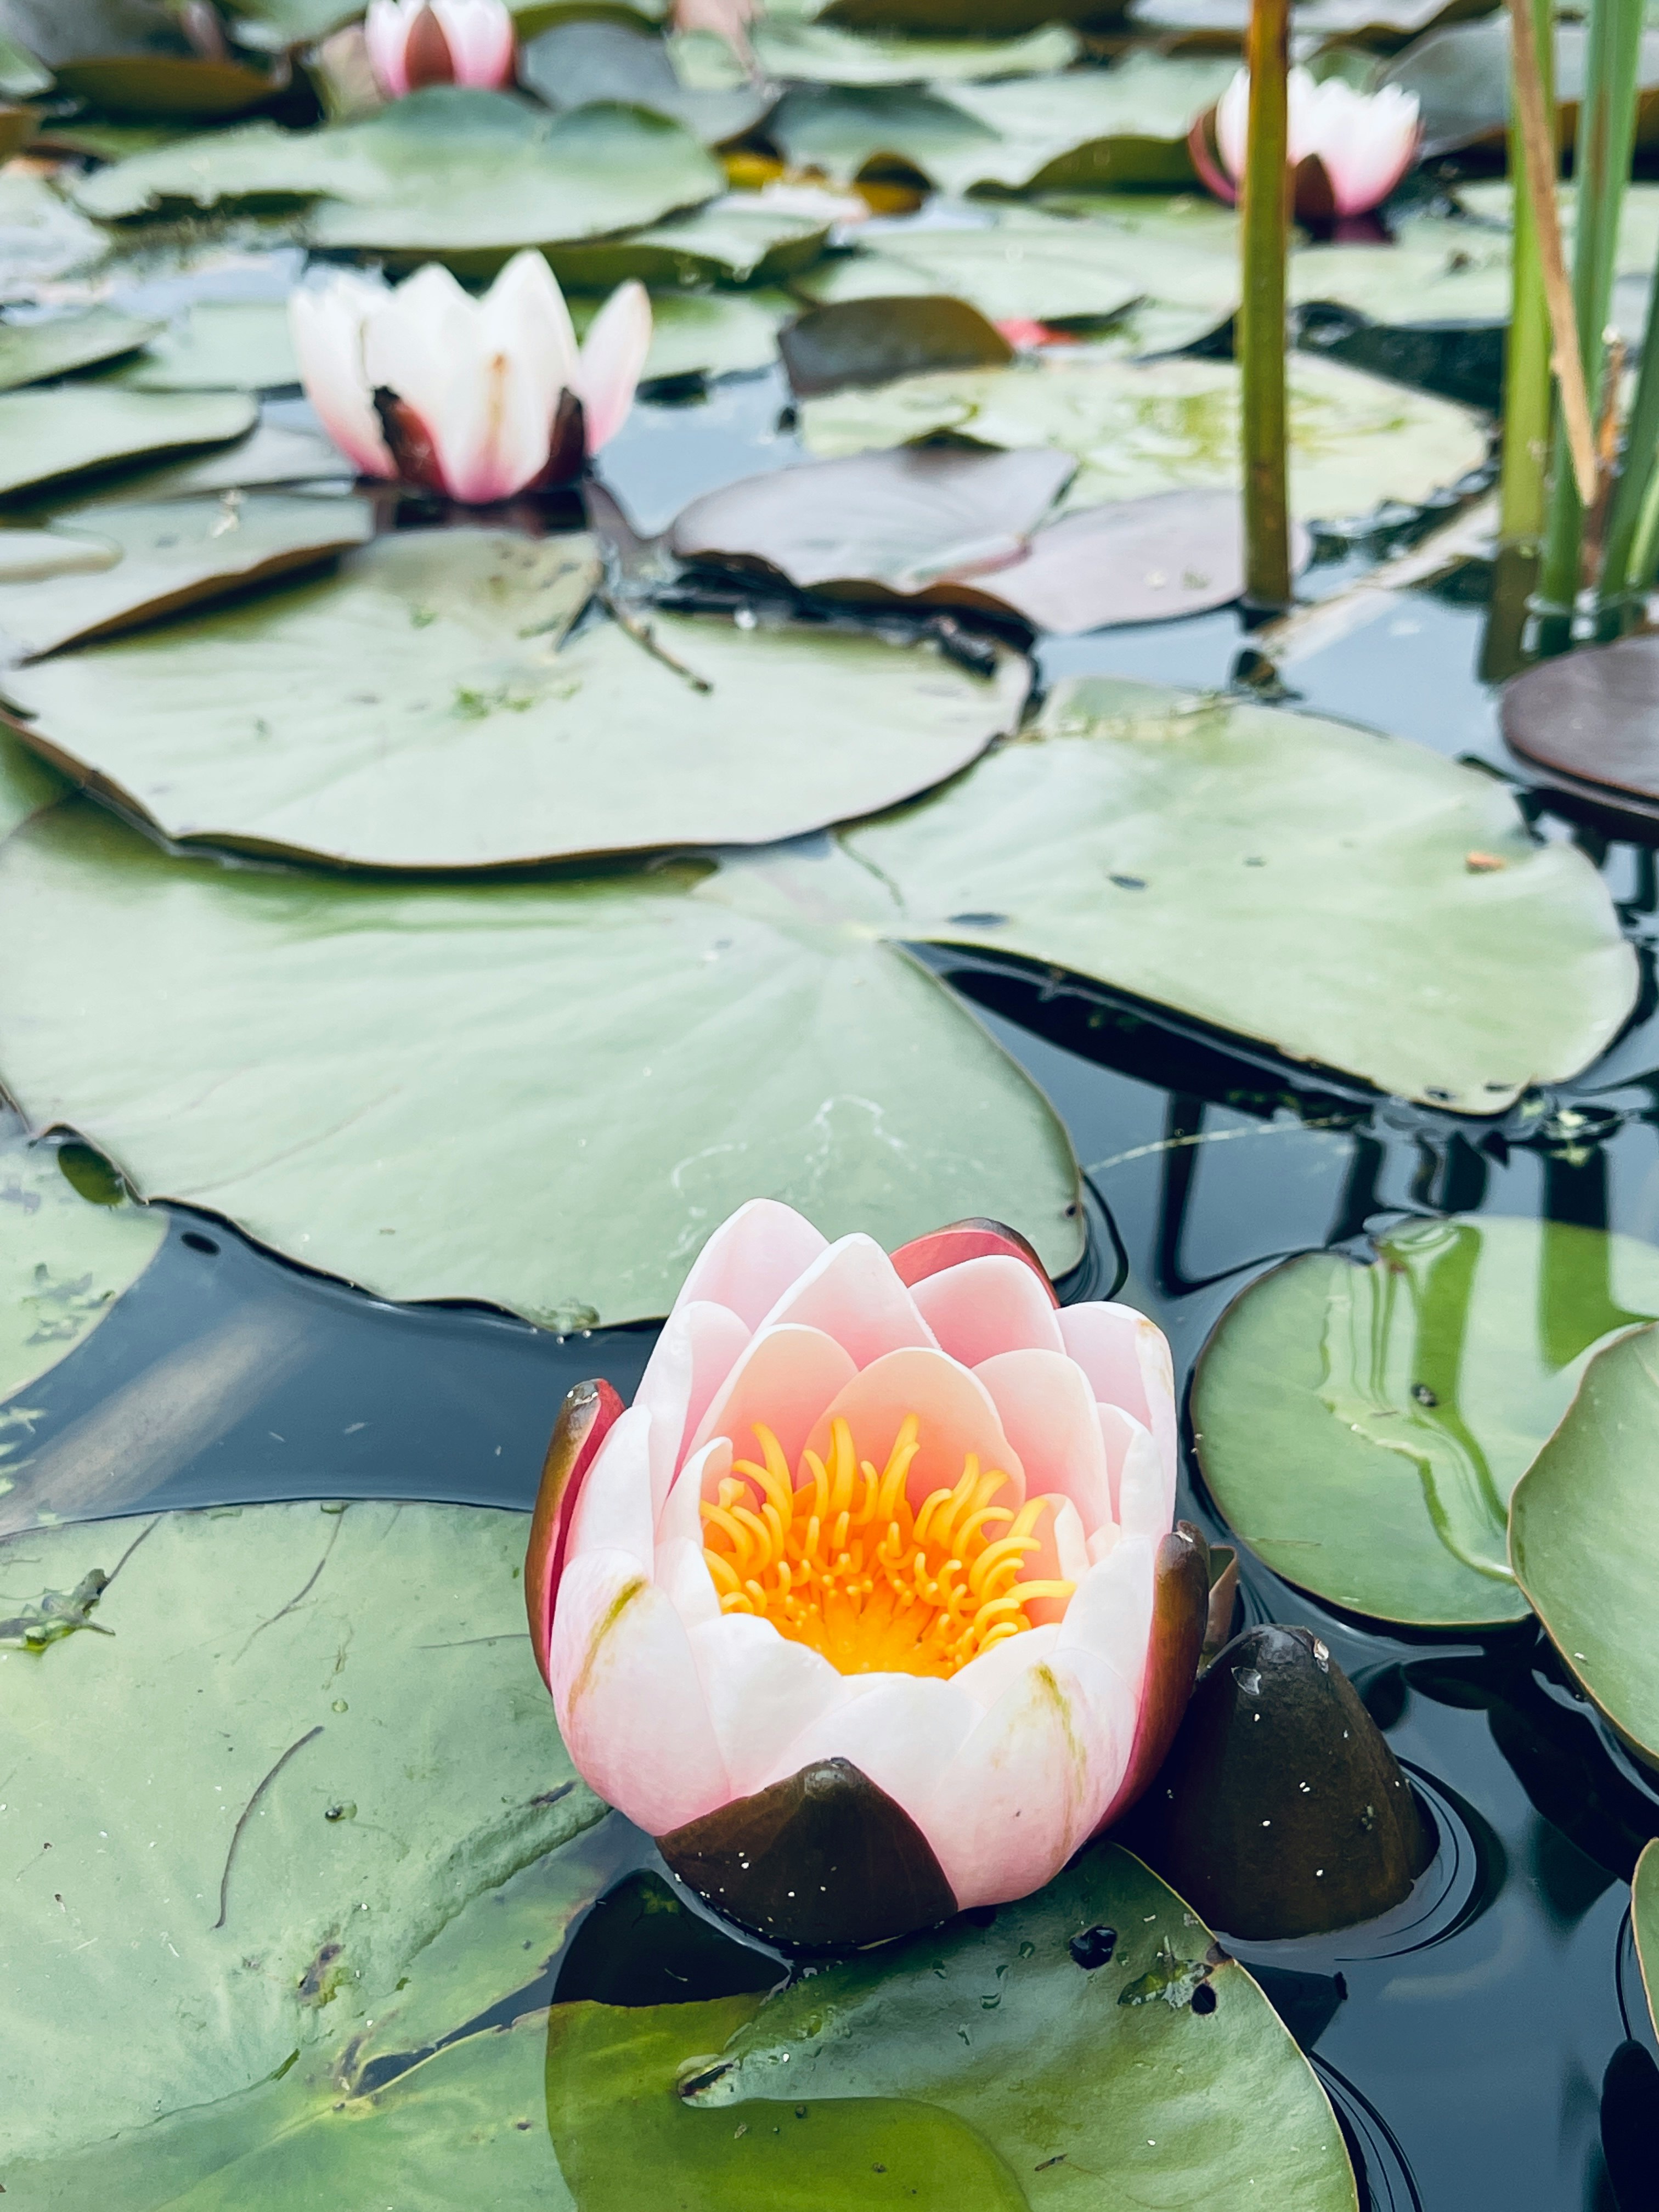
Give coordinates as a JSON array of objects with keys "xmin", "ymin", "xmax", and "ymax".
[{"xmin": 700, "ymin": 1413, "xmax": 1074, "ymax": 1679}]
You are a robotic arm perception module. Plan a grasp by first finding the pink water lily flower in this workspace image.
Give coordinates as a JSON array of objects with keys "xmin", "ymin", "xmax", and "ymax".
[
  {"xmin": 364, "ymin": 0, "xmax": 516, "ymax": 97},
  {"xmin": 288, "ymin": 252, "xmax": 651, "ymax": 501},
  {"xmin": 527, "ymin": 1203, "xmax": 1216, "ymax": 1949},
  {"xmin": 1195, "ymin": 65, "xmax": 1421, "ymax": 222}
]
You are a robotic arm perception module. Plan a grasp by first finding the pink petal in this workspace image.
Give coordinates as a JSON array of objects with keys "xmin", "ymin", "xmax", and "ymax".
[
  {"xmin": 564, "ymin": 1402, "xmax": 656, "ymax": 1568},
  {"xmin": 1113, "ymin": 1412, "xmax": 1174, "ymax": 1539},
  {"xmin": 689, "ymin": 1611, "xmax": 852, "ymax": 1797},
  {"xmin": 686, "ymin": 1322, "xmax": 859, "ymax": 1472},
  {"xmin": 757, "ymin": 1673, "xmax": 977, "ymax": 1844},
  {"xmin": 1056, "ymin": 1533, "xmax": 1155, "ymax": 1700},
  {"xmin": 634, "ymin": 1299, "xmax": 751, "ymax": 1517},
  {"xmin": 433, "ymin": 0, "xmax": 516, "ymax": 87},
  {"xmin": 910, "ymin": 1254, "xmax": 1064, "ymax": 1367},
  {"xmin": 288, "ymin": 279, "xmax": 396, "ymax": 479},
  {"xmin": 550, "ymin": 1547, "xmax": 731, "ymax": 1832},
  {"xmin": 364, "ymin": 0, "xmax": 413, "ymax": 96},
  {"xmin": 674, "ymin": 1199, "xmax": 829, "ymax": 1330},
  {"xmin": 800, "ymin": 1345, "xmax": 1026, "ymax": 1513},
  {"xmin": 575, "ymin": 280, "xmax": 652, "ymax": 453},
  {"xmin": 1017, "ymin": 1492, "xmax": 1088, "ymax": 1627},
  {"xmin": 975, "ymin": 1347, "xmax": 1114, "ymax": 1536},
  {"xmin": 889, "ymin": 1218, "xmax": 1058, "ymax": 1304},
  {"xmin": 1215, "ymin": 66, "xmax": 1250, "ymax": 181},
  {"xmin": 1057, "ymin": 1302, "xmax": 1177, "ymax": 1497},
  {"xmin": 921, "ymin": 1648, "xmax": 1133, "ymax": 1910},
  {"xmin": 757, "ymin": 1233, "xmax": 938, "ymax": 1371}
]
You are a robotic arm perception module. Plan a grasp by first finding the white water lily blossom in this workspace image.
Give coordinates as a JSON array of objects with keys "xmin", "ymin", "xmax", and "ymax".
[
  {"xmin": 528, "ymin": 1204, "xmax": 1212, "ymax": 1948},
  {"xmin": 1212, "ymin": 66, "xmax": 1421, "ymax": 218},
  {"xmin": 288, "ymin": 252, "xmax": 652, "ymax": 501},
  {"xmin": 364, "ymin": 0, "xmax": 516, "ymax": 97}
]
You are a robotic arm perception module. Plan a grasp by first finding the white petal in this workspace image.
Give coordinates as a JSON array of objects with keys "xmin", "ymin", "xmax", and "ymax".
[
  {"xmin": 364, "ymin": 0, "xmax": 414, "ymax": 96},
  {"xmin": 634, "ymin": 1299, "xmax": 751, "ymax": 1517},
  {"xmin": 433, "ymin": 0, "xmax": 516, "ymax": 86},
  {"xmin": 910, "ymin": 1252, "xmax": 1064, "ymax": 1366},
  {"xmin": 689, "ymin": 1611, "xmax": 852, "ymax": 1798},
  {"xmin": 974, "ymin": 1346, "xmax": 1113, "ymax": 1536},
  {"xmin": 563, "ymin": 1401, "xmax": 654, "ymax": 1568},
  {"xmin": 1056, "ymin": 1533, "xmax": 1156, "ymax": 1701},
  {"xmin": 758, "ymin": 1673, "xmax": 976, "ymax": 1839},
  {"xmin": 951, "ymin": 1620, "xmax": 1060, "ymax": 1712},
  {"xmin": 288, "ymin": 278, "xmax": 395, "ymax": 478},
  {"xmin": 657, "ymin": 1435, "xmax": 732, "ymax": 1553},
  {"xmin": 657, "ymin": 1533, "xmax": 723, "ymax": 1634}
]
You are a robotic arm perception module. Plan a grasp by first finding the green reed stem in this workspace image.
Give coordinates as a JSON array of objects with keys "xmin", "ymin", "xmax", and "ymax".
[
  {"xmin": 1536, "ymin": 0, "xmax": 1643, "ymax": 611},
  {"xmin": 1498, "ymin": 0, "xmax": 1555, "ymax": 546},
  {"xmin": 1598, "ymin": 225, "xmax": 1659, "ymax": 603},
  {"xmin": 1239, "ymin": 0, "xmax": 1292, "ymax": 612}
]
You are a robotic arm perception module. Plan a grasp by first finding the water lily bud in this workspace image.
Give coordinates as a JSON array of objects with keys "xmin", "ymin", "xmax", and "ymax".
[
  {"xmin": 364, "ymin": 0, "xmax": 517, "ymax": 98},
  {"xmin": 527, "ymin": 1201, "xmax": 1210, "ymax": 1949},
  {"xmin": 288, "ymin": 253, "xmax": 652, "ymax": 503},
  {"xmin": 1193, "ymin": 66, "xmax": 1421, "ymax": 223},
  {"xmin": 1126, "ymin": 1623, "xmax": 1431, "ymax": 1940}
]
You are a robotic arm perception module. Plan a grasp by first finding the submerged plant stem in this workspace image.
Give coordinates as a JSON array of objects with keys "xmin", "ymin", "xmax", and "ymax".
[
  {"xmin": 1498, "ymin": 0, "xmax": 1559, "ymax": 545},
  {"xmin": 1537, "ymin": 0, "xmax": 1643, "ymax": 610},
  {"xmin": 1239, "ymin": 0, "xmax": 1293, "ymax": 611}
]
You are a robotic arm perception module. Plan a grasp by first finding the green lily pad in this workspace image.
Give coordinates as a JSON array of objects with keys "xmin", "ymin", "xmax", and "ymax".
[
  {"xmin": 645, "ymin": 1843, "xmax": 1356, "ymax": 2210},
  {"xmin": 1383, "ymin": 18, "xmax": 1659, "ymax": 160},
  {"xmin": 0, "ymin": 1499, "xmax": 607, "ymax": 2164},
  {"xmin": 221, "ymin": 0, "xmax": 365, "ymax": 49},
  {"xmin": 121, "ymin": 300, "xmax": 300, "ymax": 392},
  {"xmin": 0, "ymin": 30, "xmax": 52, "ymax": 98},
  {"xmin": 0, "ymin": 529, "xmax": 1028, "ymax": 865},
  {"xmin": 1510, "ymin": 1324, "xmax": 1659, "ymax": 1764},
  {"xmin": 764, "ymin": 81, "xmax": 1001, "ymax": 185},
  {"xmin": 521, "ymin": 20, "xmax": 774, "ymax": 145},
  {"xmin": 802, "ymin": 351, "xmax": 1491, "ymax": 524},
  {"xmin": 843, "ymin": 675, "xmax": 1636, "ymax": 1113},
  {"xmin": 70, "ymin": 420, "xmax": 353, "ymax": 504},
  {"xmin": 794, "ymin": 206, "xmax": 1148, "ymax": 325},
  {"xmin": 927, "ymin": 54, "xmax": 1241, "ymax": 191},
  {"xmin": 1636, "ymin": 1839, "xmax": 1659, "ymax": 2040},
  {"xmin": 1291, "ymin": 223, "xmax": 1512, "ymax": 327},
  {"xmin": 0, "ymin": 1115, "xmax": 165, "ymax": 1417},
  {"xmin": 0, "ymin": 493, "xmax": 374, "ymax": 663},
  {"xmin": 727, "ymin": 16, "xmax": 1082, "ymax": 83},
  {"xmin": 0, "ymin": 172, "xmax": 107, "ymax": 301},
  {"xmin": 0, "ymin": 386, "xmax": 257, "ymax": 500},
  {"xmin": 1191, "ymin": 1217, "xmax": 1659, "ymax": 1627},
  {"xmin": 0, "ymin": 724, "xmax": 65, "ymax": 837},
  {"xmin": 573, "ymin": 287, "xmax": 789, "ymax": 380},
  {"xmin": 548, "ymin": 196, "xmax": 833, "ymax": 288},
  {"xmin": 0, "ymin": 305, "xmax": 163, "ymax": 393},
  {"xmin": 74, "ymin": 89, "xmax": 725, "ymax": 278},
  {"xmin": 0, "ymin": 802, "xmax": 1083, "ymax": 1324}
]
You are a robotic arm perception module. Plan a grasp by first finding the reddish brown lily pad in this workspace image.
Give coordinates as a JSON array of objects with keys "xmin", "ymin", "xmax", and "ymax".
[{"xmin": 1502, "ymin": 635, "xmax": 1659, "ymax": 825}]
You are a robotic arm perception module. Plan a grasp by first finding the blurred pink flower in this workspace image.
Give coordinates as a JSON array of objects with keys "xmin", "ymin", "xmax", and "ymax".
[
  {"xmin": 527, "ymin": 1202, "xmax": 1212, "ymax": 1948},
  {"xmin": 364, "ymin": 0, "xmax": 516, "ymax": 98},
  {"xmin": 1198, "ymin": 65, "xmax": 1421, "ymax": 220},
  {"xmin": 289, "ymin": 252, "xmax": 651, "ymax": 500}
]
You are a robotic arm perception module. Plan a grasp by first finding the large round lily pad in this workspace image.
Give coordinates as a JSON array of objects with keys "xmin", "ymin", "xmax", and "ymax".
[
  {"xmin": 793, "ymin": 206, "xmax": 1150, "ymax": 326},
  {"xmin": 0, "ymin": 1500, "xmax": 607, "ymax": 2164},
  {"xmin": 642, "ymin": 1843, "xmax": 1357, "ymax": 2210},
  {"xmin": 0, "ymin": 493, "xmax": 374, "ymax": 663},
  {"xmin": 1192, "ymin": 1217, "xmax": 1659, "ymax": 1627},
  {"xmin": 844, "ymin": 675, "xmax": 1637, "ymax": 1113},
  {"xmin": 0, "ymin": 529, "xmax": 1029, "ymax": 865},
  {"xmin": 740, "ymin": 16, "xmax": 1080, "ymax": 82},
  {"xmin": 1501, "ymin": 636, "xmax": 1659, "ymax": 823},
  {"xmin": 1510, "ymin": 1324, "xmax": 1659, "ymax": 1765},
  {"xmin": 0, "ymin": 172, "xmax": 106, "ymax": 301},
  {"xmin": 0, "ymin": 802, "xmax": 1084, "ymax": 1325},
  {"xmin": 121, "ymin": 300, "xmax": 300, "ymax": 392},
  {"xmin": 0, "ymin": 386, "xmax": 257, "ymax": 499},
  {"xmin": 929, "ymin": 55, "xmax": 1239, "ymax": 191},
  {"xmin": 548, "ymin": 196, "xmax": 833, "ymax": 289},
  {"xmin": 0, "ymin": 1114, "xmax": 166, "ymax": 1415},
  {"xmin": 801, "ymin": 351, "xmax": 1491, "ymax": 524},
  {"xmin": 75, "ymin": 89, "xmax": 725, "ymax": 275}
]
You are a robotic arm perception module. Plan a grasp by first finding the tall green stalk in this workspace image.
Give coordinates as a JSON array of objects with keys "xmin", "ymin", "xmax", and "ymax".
[
  {"xmin": 1239, "ymin": 0, "xmax": 1292, "ymax": 611},
  {"xmin": 1536, "ymin": 0, "xmax": 1643, "ymax": 611},
  {"xmin": 1498, "ymin": 0, "xmax": 1555, "ymax": 546},
  {"xmin": 1598, "ymin": 224, "xmax": 1659, "ymax": 603}
]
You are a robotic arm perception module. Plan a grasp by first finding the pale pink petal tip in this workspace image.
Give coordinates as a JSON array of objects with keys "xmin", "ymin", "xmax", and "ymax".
[{"xmin": 577, "ymin": 279, "xmax": 653, "ymax": 453}]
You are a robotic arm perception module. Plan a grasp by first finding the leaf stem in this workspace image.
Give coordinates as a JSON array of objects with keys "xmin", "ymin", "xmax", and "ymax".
[{"xmin": 1239, "ymin": 0, "xmax": 1293, "ymax": 612}]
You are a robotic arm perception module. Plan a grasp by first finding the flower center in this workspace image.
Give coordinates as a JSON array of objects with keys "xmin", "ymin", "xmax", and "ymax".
[{"xmin": 699, "ymin": 1414, "xmax": 1074, "ymax": 1680}]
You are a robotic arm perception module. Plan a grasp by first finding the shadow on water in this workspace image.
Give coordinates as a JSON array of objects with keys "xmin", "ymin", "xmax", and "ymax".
[{"xmin": 8, "ymin": 403, "xmax": 1659, "ymax": 2209}]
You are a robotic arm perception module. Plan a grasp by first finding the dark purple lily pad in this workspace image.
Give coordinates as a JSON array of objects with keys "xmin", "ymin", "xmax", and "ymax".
[
  {"xmin": 1501, "ymin": 634, "xmax": 1659, "ymax": 826},
  {"xmin": 669, "ymin": 444, "xmax": 1074, "ymax": 595},
  {"xmin": 779, "ymin": 294, "xmax": 1013, "ymax": 398}
]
